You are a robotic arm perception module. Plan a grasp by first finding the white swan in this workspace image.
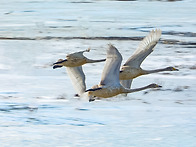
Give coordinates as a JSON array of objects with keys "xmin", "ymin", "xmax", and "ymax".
[
  {"xmin": 120, "ymin": 29, "xmax": 178, "ymax": 90},
  {"xmin": 85, "ymin": 44, "xmax": 161, "ymax": 98},
  {"xmin": 53, "ymin": 48, "xmax": 106, "ymax": 98}
]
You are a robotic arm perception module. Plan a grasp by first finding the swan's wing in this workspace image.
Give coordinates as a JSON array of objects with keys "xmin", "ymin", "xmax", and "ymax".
[
  {"xmin": 120, "ymin": 79, "xmax": 133, "ymax": 96},
  {"xmin": 120, "ymin": 79, "xmax": 133, "ymax": 89},
  {"xmin": 66, "ymin": 48, "xmax": 90, "ymax": 59},
  {"xmin": 100, "ymin": 44, "xmax": 122, "ymax": 86},
  {"xmin": 123, "ymin": 29, "xmax": 161, "ymax": 68},
  {"xmin": 66, "ymin": 66, "xmax": 86, "ymax": 96}
]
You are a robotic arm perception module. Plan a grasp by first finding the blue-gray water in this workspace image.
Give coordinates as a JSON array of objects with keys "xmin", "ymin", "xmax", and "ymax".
[{"xmin": 0, "ymin": 0, "xmax": 196, "ymax": 146}]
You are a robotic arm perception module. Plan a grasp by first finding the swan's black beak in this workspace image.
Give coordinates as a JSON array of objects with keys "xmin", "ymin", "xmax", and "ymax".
[
  {"xmin": 53, "ymin": 59, "xmax": 67, "ymax": 65},
  {"xmin": 157, "ymin": 85, "xmax": 162, "ymax": 88},
  {"xmin": 89, "ymin": 98, "xmax": 95, "ymax": 102},
  {"xmin": 173, "ymin": 67, "xmax": 179, "ymax": 71},
  {"xmin": 53, "ymin": 65, "xmax": 63, "ymax": 69},
  {"xmin": 53, "ymin": 59, "xmax": 67, "ymax": 69}
]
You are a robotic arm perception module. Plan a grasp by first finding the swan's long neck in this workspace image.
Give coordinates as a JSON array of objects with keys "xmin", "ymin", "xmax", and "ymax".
[
  {"xmin": 86, "ymin": 59, "xmax": 106, "ymax": 63},
  {"xmin": 122, "ymin": 85, "xmax": 151, "ymax": 94},
  {"xmin": 142, "ymin": 67, "xmax": 171, "ymax": 75}
]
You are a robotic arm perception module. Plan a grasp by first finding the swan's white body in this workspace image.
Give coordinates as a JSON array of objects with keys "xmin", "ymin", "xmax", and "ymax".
[{"xmin": 53, "ymin": 48, "xmax": 105, "ymax": 68}]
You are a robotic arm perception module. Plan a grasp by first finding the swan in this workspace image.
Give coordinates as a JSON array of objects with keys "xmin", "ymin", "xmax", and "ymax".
[
  {"xmin": 53, "ymin": 48, "xmax": 105, "ymax": 98},
  {"xmin": 85, "ymin": 44, "xmax": 161, "ymax": 98},
  {"xmin": 120, "ymin": 29, "xmax": 178, "ymax": 89},
  {"xmin": 53, "ymin": 48, "xmax": 105, "ymax": 68}
]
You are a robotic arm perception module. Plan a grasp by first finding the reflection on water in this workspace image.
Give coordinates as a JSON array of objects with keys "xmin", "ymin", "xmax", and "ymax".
[{"xmin": 0, "ymin": 0, "xmax": 196, "ymax": 146}]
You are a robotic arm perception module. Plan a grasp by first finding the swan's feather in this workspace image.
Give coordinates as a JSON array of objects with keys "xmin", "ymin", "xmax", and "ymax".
[
  {"xmin": 120, "ymin": 79, "xmax": 133, "ymax": 89},
  {"xmin": 100, "ymin": 44, "xmax": 122, "ymax": 86},
  {"xmin": 66, "ymin": 48, "xmax": 90, "ymax": 59},
  {"xmin": 123, "ymin": 29, "xmax": 161, "ymax": 68},
  {"xmin": 66, "ymin": 66, "xmax": 86, "ymax": 96}
]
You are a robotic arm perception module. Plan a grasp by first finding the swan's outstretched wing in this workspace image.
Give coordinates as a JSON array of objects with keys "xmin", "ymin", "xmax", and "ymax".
[
  {"xmin": 66, "ymin": 48, "xmax": 106, "ymax": 64},
  {"xmin": 66, "ymin": 66, "xmax": 86, "ymax": 96},
  {"xmin": 100, "ymin": 44, "xmax": 122, "ymax": 86},
  {"xmin": 120, "ymin": 79, "xmax": 133, "ymax": 89},
  {"xmin": 123, "ymin": 29, "xmax": 162, "ymax": 68},
  {"xmin": 66, "ymin": 48, "xmax": 90, "ymax": 59}
]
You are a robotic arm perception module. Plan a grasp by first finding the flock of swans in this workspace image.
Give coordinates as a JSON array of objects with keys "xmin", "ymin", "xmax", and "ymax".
[{"xmin": 53, "ymin": 29, "xmax": 178, "ymax": 101}]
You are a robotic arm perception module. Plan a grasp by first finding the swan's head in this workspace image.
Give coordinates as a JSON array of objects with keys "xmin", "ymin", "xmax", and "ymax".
[
  {"xmin": 53, "ymin": 59, "xmax": 67, "ymax": 69},
  {"xmin": 166, "ymin": 66, "xmax": 179, "ymax": 71},
  {"xmin": 148, "ymin": 83, "xmax": 162, "ymax": 88}
]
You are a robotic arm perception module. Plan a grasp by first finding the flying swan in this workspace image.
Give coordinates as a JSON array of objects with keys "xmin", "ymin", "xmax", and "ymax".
[
  {"xmin": 85, "ymin": 44, "xmax": 161, "ymax": 98},
  {"xmin": 53, "ymin": 48, "xmax": 106, "ymax": 97},
  {"xmin": 120, "ymin": 29, "xmax": 178, "ymax": 90}
]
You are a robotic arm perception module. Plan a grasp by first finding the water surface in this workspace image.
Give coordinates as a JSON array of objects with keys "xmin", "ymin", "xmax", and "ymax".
[{"xmin": 0, "ymin": 0, "xmax": 196, "ymax": 146}]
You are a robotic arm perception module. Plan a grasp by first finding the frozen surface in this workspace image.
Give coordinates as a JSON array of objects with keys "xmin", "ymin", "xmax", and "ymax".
[{"xmin": 0, "ymin": 0, "xmax": 196, "ymax": 146}]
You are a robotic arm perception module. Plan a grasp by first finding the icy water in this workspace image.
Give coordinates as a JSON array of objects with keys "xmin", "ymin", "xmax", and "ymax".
[{"xmin": 0, "ymin": 0, "xmax": 196, "ymax": 146}]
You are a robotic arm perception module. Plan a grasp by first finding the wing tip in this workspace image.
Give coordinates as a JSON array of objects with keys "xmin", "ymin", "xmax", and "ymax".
[
  {"xmin": 107, "ymin": 44, "xmax": 122, "ymax": 58},
  {"xmin": 137, "ymin": 28, "xmax": 162, "ymax": 51},
  {"xmin": 149, "ymin": 28, "xmax": 162, "ymax": 40}
]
